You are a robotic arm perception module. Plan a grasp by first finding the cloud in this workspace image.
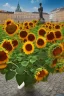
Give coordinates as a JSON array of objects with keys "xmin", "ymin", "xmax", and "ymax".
[
  {"xmin": 33, "ymin": 7, "xmax": 38, "ymax": 11},
  {"xmin": 3, "ymin": 3, "xmax": 16, "ymax": 11},
  {"xmin": 3, "ymin": 3, "xmax": 10, "ymax": 7},
  {"xmin": 3, "ymin": 3, "xmax": 29, "ymax": 12}
]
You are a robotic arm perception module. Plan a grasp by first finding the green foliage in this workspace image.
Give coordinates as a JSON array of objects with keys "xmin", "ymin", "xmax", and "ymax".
[
  {"xmin": 5, "ymin": 70, "xmax": 16, "ymax": 81},
  {"xmin": 16, "ymin": 73, "xmax": 25, "ymax": 85}
]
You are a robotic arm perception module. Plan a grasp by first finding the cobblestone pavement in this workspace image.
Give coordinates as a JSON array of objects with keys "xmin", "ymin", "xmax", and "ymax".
[{"xmin": 0, "ymin": 73, "xmax": 64, "ymax": 96}]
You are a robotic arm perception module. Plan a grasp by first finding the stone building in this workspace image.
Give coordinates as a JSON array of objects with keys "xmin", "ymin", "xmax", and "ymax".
[
  {"xmin": 0, "ymin": 2, "xmax": 49, "ymax": 24},
  {"xmin": 49, "ymin": 7, "xmax": 64, "ymax": 22}
]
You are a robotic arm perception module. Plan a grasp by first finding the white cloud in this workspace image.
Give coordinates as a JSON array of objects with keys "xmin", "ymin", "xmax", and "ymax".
[
  {"xmin": 3, "ymin": 3, "xmax": 10, "ymax": 7},
  {"xmin": 2, "ymin": 2, "xmax": 38, "ymax": 12},
  {"xmin": 3, "ymin": 3, "xmax": 29, "ymax": 12},
  {"xmin": 33, "ymin": 7, "xmax": 38, "ymax": 11},
  {"xmin": 3, "ymin": 3, "xmax": 16, "ymax": 11}
]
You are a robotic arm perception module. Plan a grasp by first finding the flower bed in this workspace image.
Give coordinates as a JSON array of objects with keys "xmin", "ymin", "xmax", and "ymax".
[{"xmin": 0, "ymin": 20, "xmax": 64, "ymax": 87}]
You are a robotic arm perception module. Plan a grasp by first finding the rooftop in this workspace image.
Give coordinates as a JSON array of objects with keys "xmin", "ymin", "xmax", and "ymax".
[
  {"xmin": 51, "ymin": 7, "xmax": 64, "ymax": 12},
  {"xmin": 32, "ymin": 12, "xmax": 49, "ymax": 15}
]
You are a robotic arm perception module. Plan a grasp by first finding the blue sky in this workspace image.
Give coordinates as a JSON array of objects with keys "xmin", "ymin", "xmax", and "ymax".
[{"xmin": 0, "ymin": 0, "xmax": 64, "ymax": 13}]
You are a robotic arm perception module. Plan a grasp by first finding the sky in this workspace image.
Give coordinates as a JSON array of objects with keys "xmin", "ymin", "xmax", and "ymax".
[{"xmin": 0, "ymin": 0, "xmax": 64, "ymax": 13}]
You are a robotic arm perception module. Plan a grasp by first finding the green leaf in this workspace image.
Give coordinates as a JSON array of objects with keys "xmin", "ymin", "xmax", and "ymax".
[
  {"xmin": 16, "ymin": 66, "xmax": 25, "ymax": 74},
  {"xmin": 16, "ymin": 74, "xmax": 25, "ymax": 85},
  {"xmin": 29, "ymin": 56, "xmax": 37, "ymax": 64},
  {"xmin": 46, "ymin": 65, "xmax": 55, "ymax": 73},
  {"xmin": 24, "ymin": 74, "xmax": 35, "ymax": 86},
  {"xmin": 21, "ymin": 61, "xmax": 29, "ymax": 67},
  {"xmin": 30, "ymin": 68, "xmax": 35, "ymax": 73},
  {"xmin": 5, "ymin": 70, "xmax": 15, "ymax": 81},
  {"xmin": 0, "ymin": 69, "xmax": 8, "ymax": 74}
]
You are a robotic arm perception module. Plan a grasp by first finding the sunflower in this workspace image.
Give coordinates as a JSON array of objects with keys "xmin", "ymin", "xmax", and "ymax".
[
  {"xmin": 28, "ymin": 22, "xmax": 34, "ymax": 28},
  {"xmin": 45, "ymin": 25, "xmax": 49, "ymax": 29},
  {"xmin": 45, "ymin": 22, "xmax": 50, "ymax": 25},
  {"xmin": 12, "ymin": 40, "xmax": 18, "ymax": 48},
  {"xmin": 36, "ymin": 37, "xmax": 46, "ymax": 48},
  {"xmin": 54, "ymin": 30, "xmax": 62, "ymax": 40},
  {"xmin": 55, "ymin": 24, "xmax": 60, "ymax": 30},
  {"xmin": 48, "ymin": 25, "xmax": 52, "ymax": 30},
  {"xmin": 48, "ymin": 43, "xmax": 63, "ymax": 58},
  {"xmin": 46, "ymin": 31, "xmax": 55, "ymax": 42},
  {"xmin": 38, "ymin": 28, "xmax": 46, "ymax": 36},
  {"xmin": 1, "ymin": 40, "xmax": 14, "ymax": 53},
  {"xmin": 23, "ymin": 38, "xmax": 27, "ymax": 43},
  {"xmin": 5, "ymin": 19, "xmax": 14, "ymax": 26},
  {"xmin": 18, "ymin": 24, "xmax": 23, "ymax": 30},
  {"xmin": 35, "ymin": 68, "xmax": 48, "ymax": 81},
  {"xmin": 33, "ymin": 20, "xmax": 38, "ymax": 24},
  {"xmin": 27, "ymin": 33, "xmax": 36, "ymax": 42},
  {"xmin": 19, "ymin": 30, "xmax": 28, "ymax": 40},
  {"xmin": 24, "ymin": 25, "xmax": 30, "ymax": 30},
  {"xmin": 0, "ymin": 49, "xmax": 9, "ymax": 64},
  {"xmin": 60, "ymin": 24, "xmax": 64, "ymax": 28},
  {"xmin": 4, "ymin": 23, "xmax": 18, "ymax": 36},
  {"xmin": 0, "ymin": 63, "xmax": 7, "ymax": 69},
  {"xmin": 51, "ymin": 58, "xmax": 57, "ymax": 68},
  {"xmin": 23, "ymin": 41, "xmax": 34, "ymax": 54},
  {"xmin": 61, "ymin": 42, "xmax": 64, "ymax": 51},
  {"xmin": 23, "ymin": 21, "xmax": 28, "ymax": 27},
  {"xmin": 52, "ymin": 44, "xmax": 63, "ymax": 57}
]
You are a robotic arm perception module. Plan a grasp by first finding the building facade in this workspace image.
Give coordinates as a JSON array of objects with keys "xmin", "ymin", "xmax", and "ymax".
[
  {"xmin": 0, "ymin": 11, "xmax": 49, "ymax": 24},
  {"xmin": 49, "ymin": 7, "xmax": 64, "ymax": 22},
  {"xmin": 0, "ymin": 3, "xmax": 49, "ymax": 24}
]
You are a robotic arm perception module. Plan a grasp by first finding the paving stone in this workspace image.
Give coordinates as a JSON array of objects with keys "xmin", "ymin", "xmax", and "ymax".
[{"xmin": 0, "ymin": 73, "xmax": 64, "ymax": 96}]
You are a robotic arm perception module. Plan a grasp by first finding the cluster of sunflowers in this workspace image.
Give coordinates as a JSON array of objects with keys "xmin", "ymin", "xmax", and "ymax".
[{"xmin": 0, "ymin": 19, "xmax": 64, "ymax": 86}]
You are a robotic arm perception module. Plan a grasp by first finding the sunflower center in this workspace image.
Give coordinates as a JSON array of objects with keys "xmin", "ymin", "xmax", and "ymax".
[
  {"xmin": 23, "ymin": 39, "xmax": 27, "ymax": 42},
  {"xmin": 0, "ymin": 51, "xmax": 7, "ymax": 61},
  {"xmin": 20, "ymin": 31, "xmax": 27, "ymax": 38},
  {"xmin": 20, "ymin": 27, "xmax": 22, "ymax": 30},
  {"xmin": 55, "ymin": 31, "xmax": 61, "ymax": 38},
  {"xmin": 53, "ymin": 47, "xmax": 62, "ymax": 56},
  {"xmin": 53, "ymin": 58, "xmax": 57, "ymax": 64},
  {"xmin": 7, "ymin": 21, "xmax": 11, "ymax": 25},
  {"xmin": 47, "ymin": 32, "xmax": 55, "ymax": 40},
  {"xmin": 6, "ymin": 24, "xmax": 17, "ymax": 34},
  {"xmin": 25, "ymin": 23, "xmax": 28, "ymax": 26},
  {"xmin": 34, "ymin": 20, "xmax": 37, "ymax": 23},
  {"xmin": 38, "ymin": 70, "xmax": 45, "ymax": 77},
  {"xmin": 39, "ymin": 29, "xmax": 46, "ymax": 36},
  {"xmin": 49, "ymin": 26, "xmax": 52, "ymax": 29},
  {"xmin": 29, "ymin": 23, "xmax": 33, "ymax": 27},
  {"xmin": 25, "ymin": 44, "xmax": 32, "ymax": 51},
  {"xmin": 28, "ymin": 34, "xmax": 35, "ymax": 41},
  {"xmin": 46, "ymin": 25, "xmax": 48, "ymax": 28},
  {"xmin": 37, "ymin": 39, "xmax": 44, "ymax": 46},
  {"xmin": 55, "ymin": 25, "xmax": 60, "ymax": 29},
  {"xmin": 12, "ymin": 40, "xmax": 18, "ymax": 47},
  {"xmin": 2, "ymin": 41, "xmax": 13, "ymax": 51},
  {"xmin": 26, "ymin": 26, "xmax": 29, "ymax": 29}
]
